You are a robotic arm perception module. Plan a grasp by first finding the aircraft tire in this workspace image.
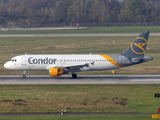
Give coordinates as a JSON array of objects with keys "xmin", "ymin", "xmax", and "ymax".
[
  {"xmin": 22, "ymin": 75, "xmax": 26, "ymax": 78},
  {"xmin": 72, "ymin": 73, "xmax": 77, "ymax": 79}
]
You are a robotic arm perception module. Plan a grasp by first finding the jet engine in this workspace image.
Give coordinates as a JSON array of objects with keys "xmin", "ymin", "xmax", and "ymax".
[{"xmin": 49, "ymin": 68, "xmax": 63, "ymax": 77}]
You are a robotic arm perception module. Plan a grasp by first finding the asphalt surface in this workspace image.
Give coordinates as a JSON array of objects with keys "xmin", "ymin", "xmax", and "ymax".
[
  {"xmin": 0, "ymin": 75, "xmax": 160, "ymax": 84},
  {"xmin": 0, "ymin": 33, "xmax": 160, "ymax": 37}
]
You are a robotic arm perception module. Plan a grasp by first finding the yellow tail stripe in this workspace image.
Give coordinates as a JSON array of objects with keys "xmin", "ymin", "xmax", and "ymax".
[
  {"xmin": 100, "ymin": 54, "xmax": 124, "ymax": 67},
  {"xmin": 136, "ymin": 37, "xmax": 148, "ymax": 43}
]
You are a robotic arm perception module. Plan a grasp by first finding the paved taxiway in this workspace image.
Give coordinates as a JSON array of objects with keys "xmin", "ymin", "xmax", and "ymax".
[
  {"xmin": 0, "ymin": 33, "xmax": 160, "ymax": 37},
  {"xmin": 0, "ymin": 75, "xmax": 160, "ymax": 84}
]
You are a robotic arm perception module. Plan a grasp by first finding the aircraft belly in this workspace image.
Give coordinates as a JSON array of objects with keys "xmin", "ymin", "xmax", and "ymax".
[
  {"xmin": 25, "ymin": 64, "xmax": 47, "ymax": 71},
  {"xmin": 89, "ymin": 62, "xmax": 120, "ymax": 71}
]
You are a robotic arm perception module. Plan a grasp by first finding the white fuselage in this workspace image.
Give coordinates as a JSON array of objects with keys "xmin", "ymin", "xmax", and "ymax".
[{"xmin": 4, "ymin": 54, "xmax": 122, "ymax": 72}]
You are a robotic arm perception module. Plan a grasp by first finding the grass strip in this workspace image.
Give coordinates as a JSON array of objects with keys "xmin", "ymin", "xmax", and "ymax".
[
  {"xmin": 0, "ymin": 85, "xmax": 159, "ymax": 114},
  {"xmin": 0, "ymin": 115, "xmax": 152, "ymax": 120},
  {"xmin": 1, "ymin": 36, "xmax": 158, "ymax": 75}
]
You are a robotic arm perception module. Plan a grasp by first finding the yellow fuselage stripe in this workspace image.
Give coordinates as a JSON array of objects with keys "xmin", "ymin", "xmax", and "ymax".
[{"xmin": 100, "ymin": 54, "xmax": 124, "ymax": 67}]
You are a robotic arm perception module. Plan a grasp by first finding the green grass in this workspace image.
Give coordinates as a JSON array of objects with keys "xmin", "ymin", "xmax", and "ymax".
[
  {"xmin": 0, "ymin": 26, "xmax": 160, "ymax": 34},
  {"xmin": 0, "ymin": 85, "xmax": 159, "ymax": 114},
  {"xmin": 0, "ymin": 115, "xmax": 153, "ymax": 120},
  {"xmin": 0, "ymin": 36, "xmax": 159, "ymax": 75}
]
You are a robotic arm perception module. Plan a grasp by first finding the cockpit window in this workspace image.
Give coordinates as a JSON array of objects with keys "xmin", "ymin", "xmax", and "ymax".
[{"xmin": 11, "ymin": 59, "xmax": 17, "ymax": 62}]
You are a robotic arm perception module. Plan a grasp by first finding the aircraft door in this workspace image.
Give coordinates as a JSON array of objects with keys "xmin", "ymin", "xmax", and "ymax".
[
  {"xmin": 119, "ymin": 56, "xmax": 124, "ymax": 65},
  {"xmin": 60, "ymin": 59, "xmax": 66, "ymax": 65},
  {"xmin": 21, "ymin": 56, "xmax": 26, "ymax": 66}
]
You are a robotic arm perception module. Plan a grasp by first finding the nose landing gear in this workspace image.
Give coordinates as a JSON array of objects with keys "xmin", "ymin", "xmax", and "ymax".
[{"xmin": 22, "ymin": 71, "xmax": 26, "ymax": 78}]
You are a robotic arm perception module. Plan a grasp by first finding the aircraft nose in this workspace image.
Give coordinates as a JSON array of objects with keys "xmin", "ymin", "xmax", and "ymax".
[{"xmin": 4, "ymin": 62, "xmax": 11, "ymax": 69}]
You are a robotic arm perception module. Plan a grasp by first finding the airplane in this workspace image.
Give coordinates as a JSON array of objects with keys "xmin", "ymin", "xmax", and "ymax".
[{"xmin": 4, "ymin": 31, "xmax": 153, "ymax": 79}]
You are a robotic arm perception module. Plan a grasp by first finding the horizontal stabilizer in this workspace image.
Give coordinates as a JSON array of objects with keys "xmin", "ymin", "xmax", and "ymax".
[{"xmin": 132, "ymin": 56, "xmax": 153, "ymax": 63}]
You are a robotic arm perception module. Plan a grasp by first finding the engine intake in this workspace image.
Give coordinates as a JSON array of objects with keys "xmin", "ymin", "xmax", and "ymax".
[{"xmin": 49, "ymin": 68, "xmax": 63, "ymax": 77}]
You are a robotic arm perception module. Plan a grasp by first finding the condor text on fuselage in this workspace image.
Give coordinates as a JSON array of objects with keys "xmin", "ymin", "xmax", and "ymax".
[{"xmin": 28, "ymin": 57, "xmax": 57, "ymax": 64}]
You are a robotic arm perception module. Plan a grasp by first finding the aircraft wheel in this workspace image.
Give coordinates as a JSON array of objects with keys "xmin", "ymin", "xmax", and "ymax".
[
  {"xmin": 72, "ymin": 73, "xmax": 77, "ymax": 79},
  {"xmin": 22, "ymin": 75, "xmax": 26, "ymax": 78},
  {"xmin": 22, "ymin": 71, "xmax": 26, "ymax": 78}
]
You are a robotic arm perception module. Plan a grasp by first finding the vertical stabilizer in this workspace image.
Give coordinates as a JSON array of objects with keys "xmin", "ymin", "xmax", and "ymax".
[{"xmin": 121, "ymin": 31, "xmax": 150, "ymax": 59}]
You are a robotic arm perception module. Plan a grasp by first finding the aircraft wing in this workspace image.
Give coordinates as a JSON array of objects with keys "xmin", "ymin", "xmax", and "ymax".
[
  {"xmin": 63, "ymin": 61, "xmax": 94, "ymax": 68},
  {"xmin": 46, "ymin": 61, "xmax": 94, "ymax": 70}
]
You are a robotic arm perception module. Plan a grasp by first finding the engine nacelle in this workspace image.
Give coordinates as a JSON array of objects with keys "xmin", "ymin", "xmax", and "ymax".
[{"xmin": 49, "ymin": 68, "xmax": 63, "ymax": 77}]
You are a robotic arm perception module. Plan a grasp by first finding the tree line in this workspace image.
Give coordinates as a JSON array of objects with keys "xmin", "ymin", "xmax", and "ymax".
[{"xmin": 0, "ymin": 0, "xmax": 160, "ymax": 27}]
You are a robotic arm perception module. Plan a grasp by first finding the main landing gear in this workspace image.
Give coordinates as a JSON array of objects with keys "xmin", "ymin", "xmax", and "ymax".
[
  {"xmin": 22, "ymin": 71, "xmax": 26, "ymax": 78},
  {"xmin": 72, "ymin": 73, "xmax": 77, "ymax": 79}
]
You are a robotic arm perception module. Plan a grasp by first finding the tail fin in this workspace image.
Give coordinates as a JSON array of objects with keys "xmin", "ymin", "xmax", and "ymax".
[{"xmin": 121, "ymin": 31, "xmax": 150, "ymax": 59}]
